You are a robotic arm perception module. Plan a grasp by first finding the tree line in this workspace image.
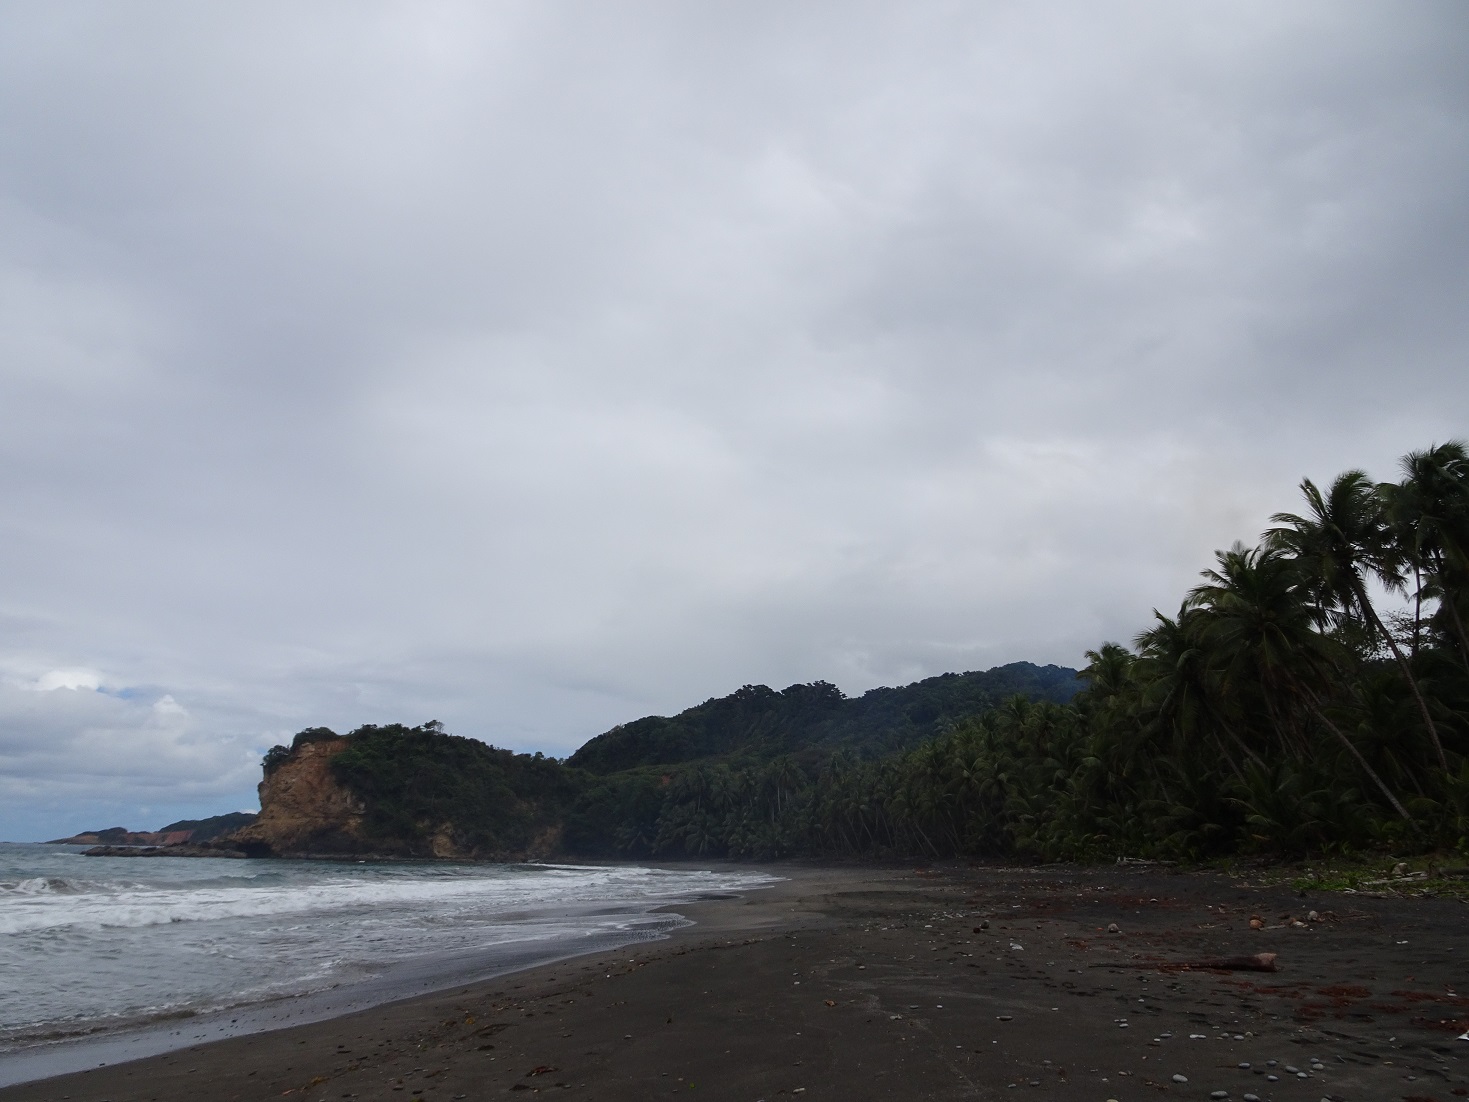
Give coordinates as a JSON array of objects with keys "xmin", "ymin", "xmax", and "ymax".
[{"xmin": 570, "ymin": 442, "xmax": 1469, "ymax": 861}]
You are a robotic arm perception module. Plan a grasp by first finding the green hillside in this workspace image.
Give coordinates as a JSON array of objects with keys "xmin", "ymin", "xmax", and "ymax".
[
  {"xmin": 237, "ymin": 442, "xmax": 1469, "ymax": 865},
  {"xmin": 566, "ymin": 662, "xmax": 1080, "ymax": 774},
  {"xmin": 158, "ymin": 812, "xmax": 257, "ymax": 841}
]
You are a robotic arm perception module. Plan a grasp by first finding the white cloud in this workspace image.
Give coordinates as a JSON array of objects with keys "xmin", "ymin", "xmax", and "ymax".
[{"xmin": 33, "ymin": 668, "xmax": 103, "ymax": 692}]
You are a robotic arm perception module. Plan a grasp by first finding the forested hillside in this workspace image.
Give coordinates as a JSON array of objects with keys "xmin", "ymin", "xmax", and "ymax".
[
  {"xmin": 592, "ymin": 442, "xmax": 1468, "ymax": 861},
  {"xmin": 245, "ymin": 441, "xmax": 1468, "ymax": 864},
  {"xmin": 566, "ymin": 662, "xmax": 1079, "ymax": 774}
]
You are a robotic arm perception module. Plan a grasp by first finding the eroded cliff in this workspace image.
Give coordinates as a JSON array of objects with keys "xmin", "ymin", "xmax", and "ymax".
[
  {"xmin": 228, "ymin": 735, "xmax": 368, "ymax": 857},
  {"xmin": 224, "ymin": 724, "xmax": 569, "ymax": 860}
]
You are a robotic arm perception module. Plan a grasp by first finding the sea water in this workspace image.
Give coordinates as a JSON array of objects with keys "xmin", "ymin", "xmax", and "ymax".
[{"xmin": 0, "ymin": 843, "xmax": 776, "ymax": 1062}]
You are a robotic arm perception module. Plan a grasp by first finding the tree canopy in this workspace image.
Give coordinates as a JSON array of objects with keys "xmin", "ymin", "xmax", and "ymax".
[{"xmin": 256, "ymin": 441, "xmax": 1469, "ymax": 863}]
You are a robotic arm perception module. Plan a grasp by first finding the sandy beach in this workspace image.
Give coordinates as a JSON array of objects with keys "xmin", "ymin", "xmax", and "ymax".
[{"xmin": 4, "ymin": 861, "xmax": 1466, "ymax": 1102}]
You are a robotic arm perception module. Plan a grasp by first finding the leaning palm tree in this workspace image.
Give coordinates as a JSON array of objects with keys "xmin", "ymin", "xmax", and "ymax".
[
  {"xmin": 1187, "ymin": 542, "xmax": 1413, "ymax": 822},
  {"xmin": 1266, "ymin": 471, "xmax": 1448, "ymax": 772},
  {"xmin": 1134, "ymin": 606, "xmax": 1265, "ymax": 778},
  {"xmin": 1382, "ymin": 441, "xmax": 1469, "ymax": 672}
]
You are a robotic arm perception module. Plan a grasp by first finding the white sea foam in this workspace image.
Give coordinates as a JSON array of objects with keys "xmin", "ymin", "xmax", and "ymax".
[
  {"xmin": 0, "ymin": 862, "xmax": 764, "ymax": 935},
  {"xmin": 0, "ymin": 844, "xmax": 777, "ymax": 1053}
]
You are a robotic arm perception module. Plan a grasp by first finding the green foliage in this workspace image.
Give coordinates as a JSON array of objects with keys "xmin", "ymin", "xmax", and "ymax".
[
  {"xmin": 566, "ymin": 663, "xmax": 1080, "ymax": 774},
  {"xmin": 572, "ymin": 440, "xmax": 1469, "ymax": 864},
  {"xmin": 251, "ymin": 441, "xmax": 1469, "ymax": 865},
  {"xmin": 327, "ymin": 722, "xmax": 575, "ymax": 857}
]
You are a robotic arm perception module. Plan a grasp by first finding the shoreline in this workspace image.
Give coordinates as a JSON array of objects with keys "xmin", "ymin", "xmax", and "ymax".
[
  {"xmin": 4, "ymin": 861, "xmax": 1467, "ymax": 1100},
  {"xmin": 0, "ymin": 860, "xmax": 791, "ymax": 1090}
]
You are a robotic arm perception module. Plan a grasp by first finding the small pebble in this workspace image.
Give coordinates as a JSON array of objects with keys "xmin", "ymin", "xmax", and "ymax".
[
  {"xmin": 1107, "ymin": 922, "xmax": 1121, "ymax": 933},
  {"xmin": 996, "ymin": 1014, "xmax": 1012, "ymax": 1021},
  {"xmin": 1172, "ymin": 1074, "xmax": 1188, "ymax": 1084},
  {"xmin": 1243, "ymin": 1096, "xmax": 1260, "ymax": 1102},
  {"xmin": 1238, "ymin": 1062, "xmax": 1251, "ymax": 1069},
  {"xmin": 1210, "ymin": 1092, "xmax": 1228, "ymax": 1099},
  {"xmin": 1285, "ymin": 1065, "xmax": 1299, "ymax": 1074},
  {"xmin": 1266, "ymin": 1074, "xmax": 1278, "ymax": 1082},
  {"xmin": 1266, "ymin": 1060, "xmax": 1277, "ymax": 1067}
]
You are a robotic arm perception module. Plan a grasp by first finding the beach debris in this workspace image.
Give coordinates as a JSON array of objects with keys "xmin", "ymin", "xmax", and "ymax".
[
  {"xmin": 1197, "ymin": 952, "xmax": 1278, "ymax": 971},
  {"xmin": 823, "ymin": 999, "xmax": 835, "ymax": 1007},
  {"xmin": 1097, "ymin": 951, "xmax": 1278, "ymax": 973},
  {"xmin": 526, "ymin": 1066, "xmax": 558, "ymax": 1077},
  {"xmin": 996, "ymin": 1014, "xmax": 1013, "ymax": 1021}
]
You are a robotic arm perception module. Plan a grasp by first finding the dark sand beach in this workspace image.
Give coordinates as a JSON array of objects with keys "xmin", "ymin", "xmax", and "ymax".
[{"xmin": 5, "ymin": 862, "xmax": 1466, "ymax": 1102}]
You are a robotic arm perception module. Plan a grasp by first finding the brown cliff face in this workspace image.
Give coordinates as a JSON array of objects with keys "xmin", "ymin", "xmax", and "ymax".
[{"xmin": 229, "ymin": 738, "xmax": 367, "ymax": 857}]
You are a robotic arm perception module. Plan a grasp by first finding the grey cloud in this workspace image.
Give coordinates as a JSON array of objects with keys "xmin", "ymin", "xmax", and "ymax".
[{"xmin": 1, "ymin": 2, "xmax": 1466, "ymax": 838}]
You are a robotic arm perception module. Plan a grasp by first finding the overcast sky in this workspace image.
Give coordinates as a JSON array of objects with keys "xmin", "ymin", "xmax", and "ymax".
[{"xmin": 1, "ymin": 2, "xmax": 1466, "ymax": 841}]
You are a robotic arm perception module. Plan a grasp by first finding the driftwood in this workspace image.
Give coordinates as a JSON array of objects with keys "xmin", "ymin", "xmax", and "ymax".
[{"xmin": 1094, "ymin": 952, "xmax": 1278, "ymax": 973}]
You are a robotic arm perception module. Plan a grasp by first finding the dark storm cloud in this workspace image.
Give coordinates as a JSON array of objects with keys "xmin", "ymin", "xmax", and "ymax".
[{"xmin": 1, "ymin": 2, "xmax": 1466, "ymax": 838}]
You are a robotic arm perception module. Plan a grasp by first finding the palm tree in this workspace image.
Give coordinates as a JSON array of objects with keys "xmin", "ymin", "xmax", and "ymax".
[
  {"xmin": 1187, "ymin": 542, "xmax": 1413, "ymax": 822},
  {"xmin": 1133, "ymin": 606, "xmax": 1265, "ymax": 777},
  {"xmin": 1267, "ymin": 471, "xmax": 1447, "ymax": 771},
  {"xmin": 1383, "ymin": 441, "xmax": 1469, "ymax": 672}
]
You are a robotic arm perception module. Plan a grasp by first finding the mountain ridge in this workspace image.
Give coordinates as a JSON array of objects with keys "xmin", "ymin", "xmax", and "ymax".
[{"xmin": 567, "ymin": 661, "xmax": 1080, "ymax": 773}]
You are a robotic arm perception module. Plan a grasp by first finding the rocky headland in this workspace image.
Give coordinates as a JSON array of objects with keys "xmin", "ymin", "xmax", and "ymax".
[{"xmin": 226, "ymin": 733, "xmax": 369, "ymax": 858}]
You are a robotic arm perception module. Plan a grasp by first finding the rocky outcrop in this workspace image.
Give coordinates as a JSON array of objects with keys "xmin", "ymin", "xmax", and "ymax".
[
  {"xmin": 214, "ymin": 723, "xmax": 571, "ymax": 861},
  {"xmin": 83, "ymin": 844, "xmax": 245, "ymax": 858},
  {"xmin": 226, "ymin": 735, "xmax": 369, "ymax": 857},
  {"xmin": 51, "ymin": 827, "xmax": 196, "ymax": 846}
]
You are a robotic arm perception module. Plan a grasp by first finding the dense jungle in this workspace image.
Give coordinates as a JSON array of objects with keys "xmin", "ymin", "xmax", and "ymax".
[{"xmin": 260, "ymin": 441, "xmax": 1469, "ymax": 862}]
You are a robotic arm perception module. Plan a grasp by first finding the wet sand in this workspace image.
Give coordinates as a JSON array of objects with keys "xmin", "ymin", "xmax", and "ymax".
[{"xmin": 5, "ymin": 862, "xmax": 1466, "ymax": 1101}]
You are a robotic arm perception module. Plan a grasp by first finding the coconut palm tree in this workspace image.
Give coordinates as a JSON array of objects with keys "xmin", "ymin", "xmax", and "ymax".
[
  {"xmin": 1266, "ymin": 471, "xmax": 1447, "ymax": 771},
  {"xmin": 1134, "ymin": 606, "xmax": 1264, "ymax": 778},
  {"xmin": 1187, "ymin": 542, "xmax": 1413, "ymax": 822},
  {"xmin": 1382, "ymin": 441, "xmax": 1469, "ymax": 672}
]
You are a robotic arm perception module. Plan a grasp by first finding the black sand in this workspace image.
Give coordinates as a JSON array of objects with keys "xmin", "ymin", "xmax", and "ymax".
[{"xmin": 4, "ymin": 863, "xmax": 1466, "ymax": 1101}]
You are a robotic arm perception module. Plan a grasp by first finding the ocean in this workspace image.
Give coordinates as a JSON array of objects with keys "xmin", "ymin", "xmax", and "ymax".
[{"xmin": 0, "ymin": 842, "xmax": 777, "ymax": 1083}]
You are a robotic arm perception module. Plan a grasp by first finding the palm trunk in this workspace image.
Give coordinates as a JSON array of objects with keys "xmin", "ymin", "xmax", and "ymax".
[
  {"xmin": 1214, "ymin": 714, "xmax": 1267, "ymax": 770},
  {"xmin": 1429, "ymin": 551, "xmax": 1469, "ymax": 675},
  {"xmin": 1299, "ymin": 684, "xmax": 1413, "ymax": 823},
  {"xmin": 1412, "ymin": 562, "xmax": 1423, "ymax": 660},
  {"xmin": 1355, "ymin": 580, "xmax": 1448, "ymax": 771}
]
